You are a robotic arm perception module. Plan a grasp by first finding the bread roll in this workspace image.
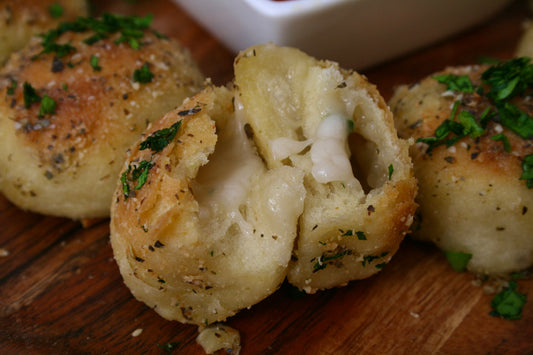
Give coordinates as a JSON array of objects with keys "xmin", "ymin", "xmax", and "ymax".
[
  {"xmin": 0, "ymin": 0, "xmax": 88, "ymax": 64},
  {"xmin": 0, "ymin": 14, "xmax": 204, "ymax": 220},
  {"xmin": 234, "ymin": 43, "xmax": 417, "ymax": 292},
  {"xmin": 110, "ymin": 84, "xmax": 306, "ymax": 325},
  {"xmin": 110, "ymin": 44, "xmax": 417, "ymax": 327},
  {"xmin": 390, "ymin": 62, "xmax": 533, "ymax": 275}
]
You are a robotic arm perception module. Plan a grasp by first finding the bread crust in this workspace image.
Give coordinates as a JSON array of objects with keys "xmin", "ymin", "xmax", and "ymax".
[
  {"xmin": 0, "ymin": 25, "xmax": 204, "ymax": 220},
  {"xmin": 0, "ymin": 0, "xmax": 89, "ymax": 64},
  {"xmin": 390, "ymin": 65, "xmax": 533, "ymax": 274}
]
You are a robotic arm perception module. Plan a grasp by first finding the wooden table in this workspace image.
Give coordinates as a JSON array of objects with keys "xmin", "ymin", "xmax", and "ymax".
[{"xmin": 1, "ymin": 0, "xmax": 532, "ymax": 354}]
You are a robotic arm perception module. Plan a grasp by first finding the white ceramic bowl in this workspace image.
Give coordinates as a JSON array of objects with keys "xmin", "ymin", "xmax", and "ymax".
[{"xmin": 173, "ymin": 0, "xmax": 513, "ymax": 69}]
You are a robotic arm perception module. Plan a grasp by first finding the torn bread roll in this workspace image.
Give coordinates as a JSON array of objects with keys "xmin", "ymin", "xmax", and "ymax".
[
  {"xmin": 111, "ymin": 84, "xmax": 306, "ymax": 325},
  {"xmin": 110, "ymin": 43, "xmax": 416, "ymax": 326},
  {"xmin": 0, "ymin": 14, "xmax": 204, "ymax": 220},
  {"xmin": 234, "ymin": 43, "xmax": 417, "ymax": 293},
  {"xmin": 389, "ymin": 61, "xmax": 533, "ymax": 275}
]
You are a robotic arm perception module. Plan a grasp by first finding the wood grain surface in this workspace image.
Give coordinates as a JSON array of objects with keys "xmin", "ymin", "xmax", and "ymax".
[{"xmin": 1, "ymin": 0, "xmax": 532, "ymax": 354}]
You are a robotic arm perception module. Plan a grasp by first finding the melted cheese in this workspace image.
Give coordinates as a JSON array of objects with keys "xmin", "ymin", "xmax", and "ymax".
[
  {"xmin": 194, "ymin": 100, "xmax": 264, "ymax": 231},
  {"xmin": 310, "ymin": 114, "xmax": 356, "ymax": 185},
  {"xmin": 269, "ymin": 114, "xmax": 356, "ymax": 185}
]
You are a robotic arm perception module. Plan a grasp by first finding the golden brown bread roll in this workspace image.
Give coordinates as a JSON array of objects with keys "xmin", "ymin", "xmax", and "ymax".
[
  {"xmin": 0, "ymin": 14, "xmax": 204, "ymax": 220},
  {"xmin": 390, "ymin": 60, "xmax": 533, "ymax": 275},
  {"xmin": 0, "ymin": 0, "xmax": 89, "ymax": 64},
  {"xmin": 110, "ymin": 44, "xmax": 417, "ymax": 329}
]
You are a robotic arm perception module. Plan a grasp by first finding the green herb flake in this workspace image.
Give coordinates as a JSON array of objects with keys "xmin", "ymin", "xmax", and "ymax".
[
  {"xmin": 433, "ymin": 74, "xmax": 475, "ymax": 93},
  {"xmin": 61, "ymin": 83, "xmax": 68, "ymax": 91},
  {"xmin": 457, "ymin": 111, "xmax": 484, "ymax": 139},
  {"xmin": 120, "ymin": 160, "xmax": 154, "ymax": 198},
  {"xmin": 443, "ymin": 250, "xmax": 472, "ymax": 272},
  {"xmin": 38, "ymin": 94, "xmax": 57, "ymax": 117},
  {"xmin": 157, "ymin": 341, "xmax": 180, "ymax": 354},
  {"xmin": 375, "ymin": 262, "xmax": 387, "ymax": 270},
  {"xmin": 23, "ymin": 82, "xmax": 41, "ymax": 108},
  {"xmin": 490, "ymin": 133, "xmax": 511, "ymax": 152},
  {"xmin": 489, "ymin": 281, "xmax": 527, "ymax": 320},
  {"xmin": 133, "ymin": 62, "xmax": 154, "ymax": 83},
  {"xmin": 313, "ymin": 250, "xmax": 348, "ymax": 272},
  {"xmin": 481, "ymin": 57, "xmax": 533, "ymax": 102},
  {"xmin": 356, "ymin": 231, "xmax": 367, "ymax": 240},
  {"xmin": 497, "ymin": 102, "xmax": 533, "ymax": 140},
  {"xmin": 7, "ymin": 80, "xmax": 17, "ymax": 95},
  {"xmin": 520, "ymin": 154, "xmax": 533, "ymax": 188},
  {"xmin": 388, "ymin": 164, "xmax": 394, "ymax": 180},
  {"xmin": 90, "ymin": 54, "xmax": 102, "ymax": 71},
  {"xmin": 140, "ymin": 121, "xmax": 182, "ymax": 152},
  {"xmin": 48, "ymin": 3, "xmax": 64, "ymax": 19}
]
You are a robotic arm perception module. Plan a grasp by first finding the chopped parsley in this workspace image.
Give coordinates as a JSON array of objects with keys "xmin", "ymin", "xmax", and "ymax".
[
  {"xmin": 140, "ymin": 121, "xmax": 182, "ymax": 152},
  {"xmin": 420, "ymin": 57, "xmax": 533, "ymax": 187},
  {"xmin": 38, "ymin": 94, "xmax": 57, "ymax": 117},
  {"xmin": 361, "ymin": 252, "xmax": 389, "ymax": 267},
  {"xmin": 433, "ymin": 73, "xmax": 475, "ymax": 93},
  {"xmin": 7, "ymin": 79, "xmax": 17, "ymax": 95},
  {"xmin": 133, "ymin": 62, "xmax": 154, "ymax": 83},
  {"xmin": 90, "ymin": 54, "xmax": 102, "ymax": 71},
  {"xmin": 34, "ymin": 13, "xmax": 155, "ymax": 60},
  {"xmin": 120, "ymin": 160, "xmax": 154, "ymax": 198},
  {"xmin": 22, "ymin": 82, "xmax": 57, "ymax": 117},
  {"xmin": 157, "ymin": 341, "xmax": 180, "ymax": 354},
  {"xmin": 23, "ymin": 82, "xmax": 41, "ymax": 108},
  {"xmin": 388, "ymin": 164, "xmax": 394, "ymax": 180},
  {"xmin": 490, "ymin": 133, "xmax": 511, "ymax": 152},
  {"xmin": 443, "ymin": 250, "xmax": 472, "ymax": 272},
  {"xmin": 48, "ymin": 3, "xmax": 64, "ymax": 19},
  {"xmin": 490, "ymin": 281, "xmax": 527, "ymax": 320},
  {"xmin": 313, "ymin": 250, "xmax": 348, "ymax": 272},
  {"xmin": 520, "ymin": 154, "xmax": 533, "ymax": 188}
]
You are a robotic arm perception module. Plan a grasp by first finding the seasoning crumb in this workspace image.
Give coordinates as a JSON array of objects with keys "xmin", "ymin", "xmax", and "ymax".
[
  {"xmin": 409, "ymin": 311, "xmax": 420, "ymax": 319},
  {"xmin": 132, "ymin": 328, "xmax": 143, "ymax": 337},
  {"xmin": 0, "ymin": 248, "xmax": 10, "ymax": 257}
]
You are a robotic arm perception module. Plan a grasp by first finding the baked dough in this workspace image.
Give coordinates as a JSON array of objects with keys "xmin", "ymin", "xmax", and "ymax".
[
  {"xmin": 234, "ymin": 43, "xmax": 417, "ymax": 292},
  {"xmin": 110, "ymin": 44, "xmax": 416, "ymax": 326},
  {"xmin": 110, "ymin": 84, "xmax": 306, "ymax": 325},
  {"xmin": 0, "ymin": 0, "xmax": 89, "ymax": 64},
  {"xmin": 390, "ymin": 64, "xmax": 533, "ymax": 275},
  {"xmin": 0, "ymin": 16, "xmax": 204, "ymax": 220}
]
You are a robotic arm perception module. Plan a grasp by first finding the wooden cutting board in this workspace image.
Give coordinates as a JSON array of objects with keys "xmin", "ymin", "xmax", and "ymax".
[{"xmin": 1, "ymin": 0, "xmax": 532, "ymax": 354}]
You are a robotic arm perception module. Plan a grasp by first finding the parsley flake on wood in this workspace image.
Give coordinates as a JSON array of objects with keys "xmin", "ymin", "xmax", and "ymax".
[
  {"xmin": 140, "ymin": 121, "xmax": 182, "ymax": 152},
  {"xmin": 48, "ymin": 3, "xmax": 64, "ymax": 19},
  {"xmin": 157, "ymin": 341, "xmax": 180, "ymax": 354},
  {"xmin": 490, "ymin": 281, "xmax": 527, "ymax": 320},
  {"xmin": 133, "ymin": 62, "xmax": 154, "ymax": 83},
  {"xmin": 443, "ymin": 250, "xmax": 472, "ymax": 272}
]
